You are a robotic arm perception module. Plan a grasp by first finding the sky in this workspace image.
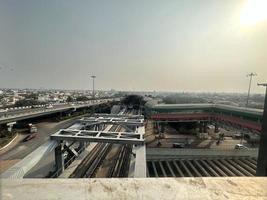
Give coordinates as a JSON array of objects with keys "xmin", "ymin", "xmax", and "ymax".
[{"xmin": 0, "ymin": 0, "xmax": 266, "ymax": 93}]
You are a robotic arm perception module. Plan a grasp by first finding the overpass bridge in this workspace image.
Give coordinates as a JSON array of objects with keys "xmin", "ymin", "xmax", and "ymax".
[
  {"xmin": 0, "ymin": 98, "xmax": 120, "ymax": 130},
  {"xmin": 145, "ymin": 103, "xmax": 263, "ymax": 132}
]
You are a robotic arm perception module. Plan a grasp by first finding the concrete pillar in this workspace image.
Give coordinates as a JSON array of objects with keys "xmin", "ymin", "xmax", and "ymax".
[
  {"xmin": 160, "ymin": 123, "xmax": 165, "ymax": 133},
  {"xmin": 59, "ymin": 112, "xmax": 63, "ymax": 119},
  {"xmin": 203, "ymin": 122, "xmax": 207, "ymax": 133},
  {"xmin": 215, "ymin": 123, "xmax": 219, "ymax": 133},
  {"xmin": 7, "ymin": 122, "xmax": 16, "ymax": 133},
  {"xmin": 55, "ymin": 142, "xmax": 64, "ymax": 174},
  {"xmin": 154, "ymin": 122, "xmax": 159, "ymax": 134},
  {"xmin": 257, "ymin": 86, "xmax": 267, "ymax": 176},
  {"xmin": 0, "ymin": 124, "xmax": 7, "ymax": 137},
  {"xmin": 199, "ymin": 122, "xmax": 203, "ymax": 133},
  {"xmin": 78, "ymin": 141, "xmax": 86, "ymax": 150}
]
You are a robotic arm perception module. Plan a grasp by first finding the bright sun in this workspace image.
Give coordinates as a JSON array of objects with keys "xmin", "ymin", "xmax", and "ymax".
[{"xmin": 240, "ymin": 0, "xmax": 267, "ymax": 25}]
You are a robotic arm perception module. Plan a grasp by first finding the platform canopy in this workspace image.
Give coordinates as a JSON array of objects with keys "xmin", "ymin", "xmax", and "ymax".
[
  {"xmin": 79, "ymin": 116, "xmax": 144, "ymax": 127},
  {"xmin": 50, "ymin": 129, "xmax": 144, "ymax": 145}
]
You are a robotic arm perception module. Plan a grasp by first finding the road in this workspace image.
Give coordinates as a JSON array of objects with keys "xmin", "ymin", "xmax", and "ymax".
[
  {"xmin": 0, "ymin": 103, "xmax": 74, "ymax": 118},
  {"xmin": 0, "ymin": 103, "xmax": 88, "ymax": 124},
  {"xmin": 0, "ymin": 98, "xmax": 119, "ymax": 123},
  {"xmin": 0, "ymin": 118, "xmax": 78, "ymax": 174}
]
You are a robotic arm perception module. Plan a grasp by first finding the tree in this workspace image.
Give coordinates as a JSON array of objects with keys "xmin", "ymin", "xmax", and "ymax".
[
  {"xmin": 66, "ymin": 96, "xmax": 74, "ymax": 102},
  {"xmin": 25, "ymin": 93, "xmax": 38, "ymax": 100},
  {"xmin": 15, "ymin": 99, "xmax": 42, "ymax": 107},
  {"xmin": 121, "ymin": 95, "xmax": 146, "ymax": 109},
  {"xmin": 76, "ymin": 96, "xmax": 89, "ymax": 101}
]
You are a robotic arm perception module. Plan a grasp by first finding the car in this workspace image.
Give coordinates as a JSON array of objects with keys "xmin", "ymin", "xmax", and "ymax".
[
  {"xmin": 172, "ymin": 143, "xmax": 185, "ymax": 148},
  {"xmin": 234, "ymin": 144, "xmax": 248, "ymax": 150},
  {"xmin": 46, "ymin": 104, "xmax": 53, "ymax": 109},
  {"xmin": 233, "ymin": 133, "xmax": 242, "ymax": 139}
]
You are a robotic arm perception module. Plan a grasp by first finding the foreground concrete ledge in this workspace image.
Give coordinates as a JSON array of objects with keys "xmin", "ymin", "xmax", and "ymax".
[{"xmin": 1, "ymin": 177, "xmax": 267, "ymax": 200}]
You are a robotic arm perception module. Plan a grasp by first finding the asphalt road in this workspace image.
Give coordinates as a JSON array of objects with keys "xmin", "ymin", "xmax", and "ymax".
[
  {"xmin": 0, "ymin": 118, "xmax": 78, "ymax": 173},
  {"xmin": 0, "ymin": 104, "xmax": 76, "ymax": 119}
]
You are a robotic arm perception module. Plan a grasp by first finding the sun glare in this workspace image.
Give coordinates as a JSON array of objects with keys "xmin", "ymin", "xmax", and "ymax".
[{"xmin": 240, "ymin": 0, "xmax": 267, "ymax": 25}]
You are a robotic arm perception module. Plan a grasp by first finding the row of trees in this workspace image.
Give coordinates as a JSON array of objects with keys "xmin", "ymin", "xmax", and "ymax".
[
  {"xmin": 66, "ymin": 96, "xmax": 90, "ymax": 102},
  {"xmin": 15, "ymin": 99, "xmax": 45, "ymax": 107},
  {"xmin": 121, "ymin": 95, "xmax": 146, "ymax": 109}
]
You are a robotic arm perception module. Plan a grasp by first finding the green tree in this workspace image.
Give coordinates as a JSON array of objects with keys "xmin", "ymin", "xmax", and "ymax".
[
  {"xmin": 66, "ymin": 96, "xmax": 74, "ymax": 102},
  {"xmin": 121, "ymin": 95, "xmax": 146, "ymax": 109},
  {"xmin": 76, "ymin": 96, "xmax": 89, "ymax": 101}
]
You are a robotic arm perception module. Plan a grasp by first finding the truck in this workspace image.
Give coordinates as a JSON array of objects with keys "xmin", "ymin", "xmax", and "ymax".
[
  {"xmin": 23, "ymin": 124, "xmax": 38, "ymax": 142},
  {"xmin": 28, "ymin": 124, "xmax": 38, "ymax": 133}
]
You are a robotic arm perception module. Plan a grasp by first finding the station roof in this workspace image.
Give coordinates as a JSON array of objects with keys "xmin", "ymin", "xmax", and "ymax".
[{"xmin": 147, "ymin": 103, "xmax": 263, "ymax": 117}]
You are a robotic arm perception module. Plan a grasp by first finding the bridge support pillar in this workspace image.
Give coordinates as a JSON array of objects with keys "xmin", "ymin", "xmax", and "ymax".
[
  {"xmin": 55, "ymin": 142, "xmax": 65, "ymax": 174},
  {"xmin": 59, "ymin": 112, "xmax": 63, "ymax": 120},
  {"xmin": 215, "ymin": 123, "xmax": 219, "ymax": 133},
  {"xmin": 160, "ymin": 123, "xmax": 165, "ymax": 133},
  {"xmin": 199, "ymin": 122, "xmax": 203, "ymax": 133},
  {"xmin": 7, "ymin": 122, "xmax": 16, "ymax": 133},
  {"xmin": 203, "ymin": 122, "xmax": 207, "ymax": 133},
  {"xmin": 78, "ymin": 141, "xmax": 86, "ymax": 150},
  {"xmin": 257, "ymin": 86, "xmax": 267, "ymax": 176},
  {"xmin": 153, "ymin": 122, "xmax": 159, "ymax": 134}
]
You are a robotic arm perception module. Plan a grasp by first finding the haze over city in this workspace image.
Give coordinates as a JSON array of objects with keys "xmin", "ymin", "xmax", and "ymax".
[
  {"xmin": 1, "ymin": 1, "xmax": 267, "ymax": 199},
  {"xmin": 0, "ymin": 0, "xmax": 267, "ymax": 93}
]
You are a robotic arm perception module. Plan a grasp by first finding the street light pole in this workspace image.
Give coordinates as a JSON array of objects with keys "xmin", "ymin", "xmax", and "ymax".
[
  {"xmin": 246, "ymin": 73, "xmax": 257, "ymax": 107},
  {"xmin": 90, "ymin": 75, "xmax": 96, "ymax": 101},
  {"xmin": 256, "ymin": 83, "xmax": 267, "ymax": 176}
]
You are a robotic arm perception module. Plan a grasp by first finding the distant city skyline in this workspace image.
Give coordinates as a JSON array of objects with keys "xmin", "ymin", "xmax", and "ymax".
[{"xmin": 0, "ymin": 0, "xmax": 266, "ymax": 93}]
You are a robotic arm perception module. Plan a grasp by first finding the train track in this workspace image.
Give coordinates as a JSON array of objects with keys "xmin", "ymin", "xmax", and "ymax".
[
  {"xmin": 107, "ymin": 144, "xmax": 132, "ymax": 177},
  {"xmin": 70, "ymin": 109, "xmax": 134, "ymax": 178},
  {"xmin": 70, "ymin": 126, "xmax": 119, "ymax": 178}
]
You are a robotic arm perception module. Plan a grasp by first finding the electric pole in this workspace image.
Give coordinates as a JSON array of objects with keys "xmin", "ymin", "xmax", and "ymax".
[
  {"xmin": 90, "ymin": 75, "xmax": 96, "ymax": 101},
  {"xmin": 246, "ymin": 73, "xmax": 257, "ymax": 107},
  {"xmin": 256, "ymin": 83, "xmax": 267, "ymax": 176}
]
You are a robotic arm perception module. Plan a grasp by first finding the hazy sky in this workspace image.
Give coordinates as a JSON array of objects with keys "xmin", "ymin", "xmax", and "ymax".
[{"xmin": 0, "ymin": 0, "xmax": 266, "ymax": 93}]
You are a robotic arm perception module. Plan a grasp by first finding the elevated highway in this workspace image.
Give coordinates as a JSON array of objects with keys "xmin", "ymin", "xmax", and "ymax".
[{"xmin": 0, "ymin": 98, "xmax": 119, "ymax": 126}]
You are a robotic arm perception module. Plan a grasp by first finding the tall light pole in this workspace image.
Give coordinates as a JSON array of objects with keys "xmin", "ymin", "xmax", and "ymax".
[
  {"xmin": 246, "ymin": 73, "xmax": 257, "ymax": 107},
  {"xmin": 90, "ymin": 75, "xmax": 96, "ymax": 101},
  {"xmin": 256, "ymin": 83, "xmax": 267, "ymax": 176}
]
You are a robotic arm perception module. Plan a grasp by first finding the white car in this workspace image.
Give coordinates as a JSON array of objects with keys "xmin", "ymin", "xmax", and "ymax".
[
  {"xmin": 46, "ymin": 104, "xmax": 53, "ymax": 109},
  {"xmin": 235, "ymin": 144, "xmax": 248, "ymax": 150}
]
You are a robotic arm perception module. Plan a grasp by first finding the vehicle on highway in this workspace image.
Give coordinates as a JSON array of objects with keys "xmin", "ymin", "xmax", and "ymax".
[
  {"xmin": 28, "ymin": 123, "xmax": 38, "ymax": 133},
  {"xmin": 232, "ymin": 133, "xmax": 242, "ymax": 139},
  {"xmin": 234, "ymin": 144, "xmax": 248, "ymax": 150},
  {"xmin": 172, "ymin": 143, "xmax": 185, "ymax": 148},
  {"xmin": 0, "ymin": 108, "xmax": 7, "ymax": 112},
  {"xmin": 46, "ymin": 104, "xmax": 53, "ymax": 109}
]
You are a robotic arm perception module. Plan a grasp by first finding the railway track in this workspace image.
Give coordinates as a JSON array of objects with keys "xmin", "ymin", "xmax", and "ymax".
[
  {"xmin": 107, "ymin": 144, "xmax": 132, "ymax": 177},
  {"xmin": 70, "ymin": 109, "xmax": 134, "ymax": 178}
]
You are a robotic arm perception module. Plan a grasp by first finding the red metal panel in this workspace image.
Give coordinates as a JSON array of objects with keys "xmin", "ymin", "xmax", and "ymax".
[{"xmin": 151, "ymin": 113, "xmax": 262, "ymax": 132}]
